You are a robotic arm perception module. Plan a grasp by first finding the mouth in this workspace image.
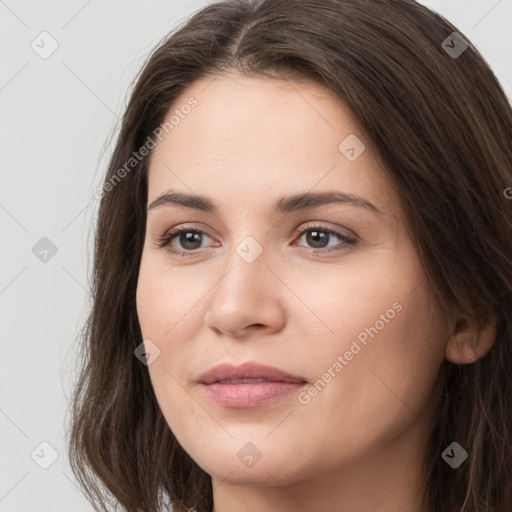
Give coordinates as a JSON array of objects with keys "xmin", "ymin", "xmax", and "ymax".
[
  {"xmin": 198, "ymin": 362, "xmax": 308, "ymax": 408},
  {"xmin": 198, "ymin": 362, "xmax": 307, "ymax": 385}
]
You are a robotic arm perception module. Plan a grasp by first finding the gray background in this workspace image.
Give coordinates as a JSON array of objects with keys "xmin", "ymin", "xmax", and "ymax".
[{"xmin": 1, "ymin": 0, "xmax": 511, "ymax": 510}]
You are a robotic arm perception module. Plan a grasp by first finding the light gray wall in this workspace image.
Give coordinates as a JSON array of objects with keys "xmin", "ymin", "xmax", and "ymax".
[{"xmin": 1, "ymin": 1, "xmax": 510, "ymax": 510}]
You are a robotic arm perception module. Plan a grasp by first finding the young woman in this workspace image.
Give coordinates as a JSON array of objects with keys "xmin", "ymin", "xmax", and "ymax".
[{"xmin": 68, "ymin": 1, "xmax": 512, "ymax": 511}]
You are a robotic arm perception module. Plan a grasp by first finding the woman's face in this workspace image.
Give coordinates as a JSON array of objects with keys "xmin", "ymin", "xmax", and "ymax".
[{"xmin": 136, "ymin": 73, "xmax": 449, "ymax": 491}]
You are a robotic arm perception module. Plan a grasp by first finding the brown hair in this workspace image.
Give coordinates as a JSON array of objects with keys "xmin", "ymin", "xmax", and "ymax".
[{"xmin": 67, "ymin": 0, "xmax": 512, "ymax": 511}]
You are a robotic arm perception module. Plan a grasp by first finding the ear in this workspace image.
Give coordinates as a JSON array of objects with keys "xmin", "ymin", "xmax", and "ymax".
[{"xmin": 445, "ymin": 313, "xmax": 497, "ymax": 365}]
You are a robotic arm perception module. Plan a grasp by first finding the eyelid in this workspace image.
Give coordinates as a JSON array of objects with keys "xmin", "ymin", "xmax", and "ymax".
[
  {"xmin": 156, "ymin": 221, "xmax": 357, "ymax": 256},
  {"xmin": 292, "ymin": 221, "xmax": 356, "ymax": 241}
]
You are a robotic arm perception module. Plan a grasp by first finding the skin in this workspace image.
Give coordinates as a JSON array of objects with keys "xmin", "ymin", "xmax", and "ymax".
[{"xmin": 135, "ymin": 72, "xmax": 496, "ymax": 512}]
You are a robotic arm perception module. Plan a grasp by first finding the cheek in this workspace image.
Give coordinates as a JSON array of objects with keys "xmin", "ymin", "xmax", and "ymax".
[
  {"xmin": 312, "ymin": 279, "xmax": 445, "ymax": 446},
  {"xmin": 367, "ymin": 288, "xmax": 446, "ymax": 405},
  {"xmin": 135, "ymin": 255, "xmax": 206, "ymax": 420},
  {"xmin": 135, "ymin": 253, "xmax": 199, "ymax": 340},
  {"xmin": 294, "ymin": 248, "xmax": 444, "ymax": 433},
  {"xmin": 286, "ymin": 255, "xmax": 404, "ymax": 349}
]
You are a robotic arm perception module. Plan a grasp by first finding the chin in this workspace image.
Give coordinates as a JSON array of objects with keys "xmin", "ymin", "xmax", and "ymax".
[
  {"xmin": 202, "ymin": 458, "xmax": 304, "ymax": 487},
  {"xmin": 183, "ymin": 436, "xmax": 312, "ymax": 487}
]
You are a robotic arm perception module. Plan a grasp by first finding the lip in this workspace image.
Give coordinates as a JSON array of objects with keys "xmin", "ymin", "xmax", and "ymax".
[{"xmin": 198, "ymin": 362, "xmax": 308, "ymax": 408}]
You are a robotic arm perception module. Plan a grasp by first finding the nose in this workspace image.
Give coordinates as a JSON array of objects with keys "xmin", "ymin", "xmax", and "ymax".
[{"xmin": 203, "ymin": 245, "xmax": 286, "ymax": 338}]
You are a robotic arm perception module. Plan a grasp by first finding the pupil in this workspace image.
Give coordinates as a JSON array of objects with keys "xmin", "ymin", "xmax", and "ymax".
[
  {"xmin": 307, "ymin": 230, "xmax": 328, "ymax": 248},
  {"xmin": 181, "ymin": 231, "xmax": 201, "ymax": 250}
]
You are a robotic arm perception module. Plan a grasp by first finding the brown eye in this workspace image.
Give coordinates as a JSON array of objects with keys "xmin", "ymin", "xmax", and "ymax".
[
  {"xmin": 157, "ymin": 228, "xmax": 214, "ymax": 256},
  {"xmin": 294, "ymin": 225, "xmax": 357, "ymax": 253}
]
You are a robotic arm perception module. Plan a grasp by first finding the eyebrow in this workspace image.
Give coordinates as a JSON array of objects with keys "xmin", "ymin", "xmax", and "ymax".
[{"xmin": 147, "ymin": 190, "xmax": 383, "ymax": 215}]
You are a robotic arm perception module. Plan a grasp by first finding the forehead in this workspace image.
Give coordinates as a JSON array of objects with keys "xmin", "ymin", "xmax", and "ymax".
[
  {"xmin": 155, "ymin": 72, "xmax": 363, "ymax": 154},
  {"xmin": 146, "ymin": 73, "xmax": 398, "ymax": 218}
]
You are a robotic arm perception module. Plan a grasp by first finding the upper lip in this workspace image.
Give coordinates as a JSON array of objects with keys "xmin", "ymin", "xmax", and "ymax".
[{"xmin": 198, "ymin": 362, "xmax": 308, "ymax": 385}]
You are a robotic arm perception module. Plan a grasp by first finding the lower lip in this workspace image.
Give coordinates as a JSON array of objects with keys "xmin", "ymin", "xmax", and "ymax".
[{"xmin": 200, "ymin": 381, "xmax": 307, "ymax": 408}]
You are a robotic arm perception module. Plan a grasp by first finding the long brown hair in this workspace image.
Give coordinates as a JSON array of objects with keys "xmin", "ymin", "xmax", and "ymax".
[{"xmin": 67, "ymin": 1, "xmax": 512, "ymax": 510}]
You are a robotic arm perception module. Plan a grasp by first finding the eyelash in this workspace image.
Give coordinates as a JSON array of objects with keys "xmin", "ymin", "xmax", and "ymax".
[{"xmin": 156, "ymin": 224, "xmax": 357, "ymax": 258}]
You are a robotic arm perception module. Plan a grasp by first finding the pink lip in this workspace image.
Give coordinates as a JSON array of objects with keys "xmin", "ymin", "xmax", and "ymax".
[{"xmin": 198, "ymin": 362, "xmax": 308, "ymax": 408}]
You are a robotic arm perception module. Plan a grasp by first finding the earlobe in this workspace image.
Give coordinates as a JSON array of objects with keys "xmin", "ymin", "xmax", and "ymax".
[{"xmin": 445, "ymin": 315, "xmax": 497, "ymax": 365}]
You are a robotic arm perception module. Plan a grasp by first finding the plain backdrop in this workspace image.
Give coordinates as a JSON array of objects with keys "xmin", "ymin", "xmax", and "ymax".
[{"xmin": 1, "ymin": 0, "xmax": 511, "ymax": 510}]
